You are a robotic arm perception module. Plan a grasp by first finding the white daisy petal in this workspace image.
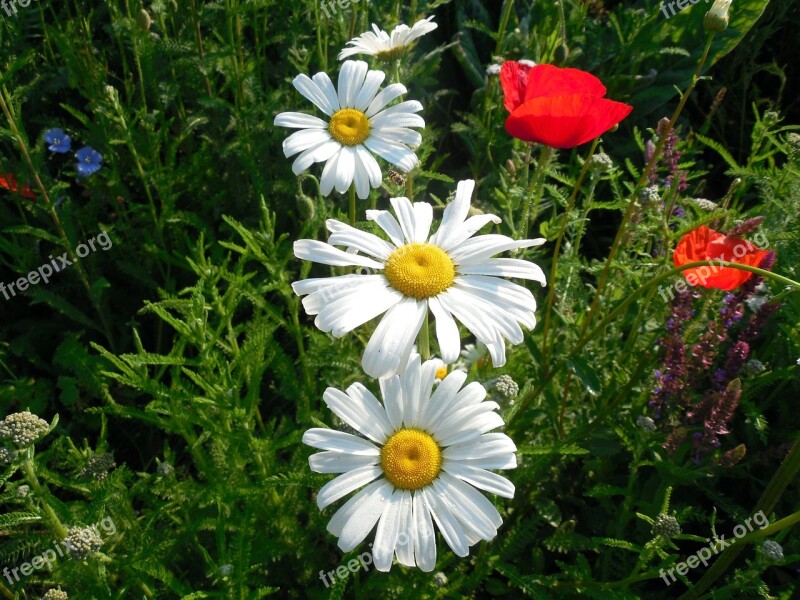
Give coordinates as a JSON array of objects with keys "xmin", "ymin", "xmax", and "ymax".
[
  {"xmin": 291, "ymin": 139, "xmax": 340, "ymax": 175},
  {"xmin": 309, "ymin": 451, "xmax": 379, "ymax": 473},
  {"xmin": 296, "ymin": 275, "xmax": 388, "ymax": 314},
  {"xmin": 370, "ymin": 100, "xmax": 424, "ymax": 119},
  {"xmin": 438, "ymin": 214, "xmax": 503, "ymax": 252},
  {"xmin": 337, "ymin": 17, "xmax": 437, "ymax": 61},
  {"xmin": 317, "ymin": 465, "xmax": 383, "ymax": 509},
  {"xmin": 293, "ymin": 74, "xmax": 337, "ymax": 116},
  {"xmin": 335, "ymin": 145, "xmax": 356, "ymax": 194},
  {"xmin": 366, "ymin": 83, "xmax": 408, "ymax": 117},
  {"xmin": 355, "ymin": 144, "xmax": 383, "ymax": 187},
  {"xmin": 412, "ymin": 491, "xmax": 436, "ymax": 571},
  {"xmin": 394, "ymin": 491, "xmax": 415, "ymax": 567},
  {"xmin": 412, "ymin": 201, "xmax": 433, "ymax": 243},
  {"xmin": 323, "ymin": 387, "xmax": 392, "ymax": 444},
  {"xmin": 312, "ymin": 71, "xmax": 341, "ymax": 113},
  {"xmin": 442, "ymin": 462, "xmax": 516, "ymax": 499},
  {"xmin": 379, "ymin": 375, "xmax": 404, "ymax": 430},
  {"xmin": 430, "ymin": 179, "xmax": 474, "ymax": 246},
  {"xmin": 400, "ymin": 354, "xmax": 422, "ymax": 427},
  {"xmin": 314, "ymin": 283, "xmax": 402, "ymax": 337},
  {"xmin": 371, "ymin": 126, "xmax": 422, "ymax": 148},
  {"xmin": 370, "ymin": 112, "xmax": 426, "ymax": 130},
  {"xmin": 364, "ymin": 137, "xmax": 419, "ymax": 172},
  {"xmin": 420, "ymin": 487, "xmax": 469, "ymax": 557},
  {"xmin": 433, "ymin": 402, "xmax": 501, "ymax": 445},
  {"xmin": 362, "ymin": 297, "xmax": 426, "ymax": 379},
  {"xmin": 449, "ymin": 234, "xmax": 545, "ymax": 264},
  {"xmin": 431, "ymin": 477, "xmax": 497, "ymax": 542},
  {"xmin": 352, "ymin": 147, "xmax": 371, "ymax": 199},
  {"xmin": 354, "ymin": 70, "xmax": 386, "ymax": 111},
  {"xmin": 338, "ymin": 480, "xmax": 394, "ymax": 552},
  {"xmin": 326, "ymin": 221, "xmax": 395, "ymax": 260},
  {"xmin": 338, "ymin": 60, "xmax": 369, "ymax": 108},
  {"xmin": 418, "ymin": 369, "xmax": 468, "ymax": 431},
  {"xmin": 428, "ymin": 296, "xmax": 461, "ymax": 363},
  {"xmin": 274, "ymin": 111, "xmax": 328, "ymax": 129},
  {"xmin": 319, "ymin": 147, "xmax": 341, "ymax": 196},
  {"xmin": 293, "ymin": 239, "xmax": 384, "ymax": 269},
  {"xmin": 389, "ymin": 196, "xmax": 417, "ymax": 244},
  {"xmin": 373, "ymin": 488, "xmax": 405, "ymax": 571},
  {"xmin": 327, "ymin": 479, "xmax": 386, "ymax": 537},
  {"xmin": 436, "ymin": 411, "xmax": 505, "ymax": 447},
  {"xmin": 457, "ymin": 454, "xmax": 517, "ymax": 470},
  {"xmin": 366, "ymin": 209, "xmax": 405, "ymax": 247},
  {"xmin": 459, "ymin": 258, "xmax": 548, "ymax": 285},
  {"xmin": 442, "ymin": 433, "xmax": 517, "ymax": 462},
  {"xmin": 346, "ymin": 383, "xmax": 395, "ymax": 437},
  {"xmin": 451, "ymin": 279, "xmax": 536, "ymax": 330},
  {"xmin": 302, "ymin": 428, "xmax": 380, "ymax": 455},
  {"xmin": 282, "ymin": 128, "xmax": 332, "ymax": 158},
  {"xmin": 438, "ymin": 471, "xmax": 503, "ymax": 529}
]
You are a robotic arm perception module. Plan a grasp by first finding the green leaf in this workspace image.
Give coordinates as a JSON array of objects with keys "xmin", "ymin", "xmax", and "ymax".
[{"xmin": 566, "ymin": 357, "xmax": 602, "ymax": 396}]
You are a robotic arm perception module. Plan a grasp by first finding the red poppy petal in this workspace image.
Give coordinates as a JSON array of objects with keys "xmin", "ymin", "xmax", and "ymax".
[
  {"xmin": 500, "ymin": 61, "xmax": 533, "ymax": 112},
  {"xmin": 505, "ymin": 94, "xmax": 632, "ymax": 148},
  {"xmin": 523, "ymin": 64, "xmax": 608, "ymax": 101}
]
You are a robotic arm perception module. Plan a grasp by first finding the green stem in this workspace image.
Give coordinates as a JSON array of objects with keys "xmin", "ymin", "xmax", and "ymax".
[
  {"xmin": 580, "ymin": 34, "xmax": 716, "ymax": 337},
  {"xmin": 518, "ymin": 145, "xmax": 553, "ymax": 239},
  {"xmin": 22, "ymin": 457, "xmax": 68, "ymax": 539},
  {"xmin": 419, "ymin": 311, "xmax": 430, "ymax": 360},
  {"xmin": 494, "ymin": 0, "xmax": 516, "ymax": 55},
  {"xmin": 349, "ymin": 186, "xmax": 357, "ymax": 226},
  {"xmin": 679, "ymin": 439, "xmax": 800, "ymax": 599},
  {"xmin": 541, "ymin": 139, "xmax": 599, "ymax": 362}
]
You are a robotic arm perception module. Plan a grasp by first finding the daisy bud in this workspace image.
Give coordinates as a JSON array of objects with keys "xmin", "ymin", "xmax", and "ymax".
[
  {"xmin": 296, "ymin": 193, "xmax": 315, "ymax": 220},
  {"xmin": 651, "ymin": 513, "xmax": 681, "ymax": 538},
  {"xmin": 704, "ymin": 0, "xmax": 731, "ymax": 32},
  {"xmin": 42, "ymin": 590, "xmax": 69, "ymax": 600},
  {"xmin": 0, "ymin": 411, "xmax": 49, "ymax": 448},
  {"xmin": 64, "ymin": 526, "xmax": 103, "ymax": 560},
  {"xmin": 136, "ymin": 8, "xmax": 152, "ymax": 31}
]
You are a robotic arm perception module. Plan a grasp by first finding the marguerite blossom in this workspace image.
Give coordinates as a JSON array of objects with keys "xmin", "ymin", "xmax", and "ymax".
[
  {"xmin": 274, "ymin": 60, "xmax": 424, "ymax": 199},
  {"xmin": 292, "ymin": 179, "xmax": 546, "ymax": 379},
  {"xmin": 303, "ymin": 355, "xmax": 517, "ymax": 571},
  {"xmin": 338, "ymin": 17, "xmax": 438, "ymax": 61}
]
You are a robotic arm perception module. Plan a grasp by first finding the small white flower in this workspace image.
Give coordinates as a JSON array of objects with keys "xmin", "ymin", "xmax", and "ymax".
[
  {"xmin": 518, "ymin": 59, "xmax": 536, "ymax": 68},
  {"xmin": 274, "ymin": 60, "xmax": 424, "ymax": 199},
  {"xmin": 338, "ymin": 17, "xmax": 438, "ymax": 61},
  {"xmin": 292, "ymin": 180, "xmax": 547, "ymax": 378},
  {"xmin": 485, "ymin": 64, "xmax": 502, "ymax": 76},
  {"xmin": 796, "ymin": 358, "xmax": 800, "ymax": 366},
  {"xmin": 303, "ymin": 355, "xmax": 517, "ymax": 572}
]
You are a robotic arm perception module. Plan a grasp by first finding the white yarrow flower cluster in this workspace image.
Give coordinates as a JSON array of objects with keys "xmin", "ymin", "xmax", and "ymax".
[
  {"xmin": 292, "ymin": 179, "xmax": 546, "ymax": 378},
  {"xmin": 338, "ymin": 17, "xmax": 438, "ymax": 61},
  {"xmin": 303, "ymin": 355, "xmax": 516, "ymax": 571},
  {"xmin": 274, "ymin": 60, "xmax": 424, "ymax": 199}
]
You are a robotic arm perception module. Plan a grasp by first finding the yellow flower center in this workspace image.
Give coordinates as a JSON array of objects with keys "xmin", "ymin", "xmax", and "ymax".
[
  {"xmin": 435, "ymin": 365, "xmax": 448, "ymax": 380},
  {"xmin": 384, "ymin": 243, "xmax": 456, "ymax": 299},
  {"xmin": 328, "ymin": 108, "xmax": 370, "ymax": 146},
  {"xmin": 376, "ymin": 47, "xmax": 407, "ymax": 61},
  {"xmin": 381, "ymin": 429, "xmax": 442, "ymax": 490}
]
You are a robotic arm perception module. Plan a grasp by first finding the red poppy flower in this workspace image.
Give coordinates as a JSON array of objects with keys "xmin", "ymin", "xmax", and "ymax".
[
  {"xmin": 673, "ymin": 225, "xmax": 770, "ymax": 290},
  {"xmin": 0, "ymin": 172, "xmax": 35, "ymax": 199},
  {"xmin": 499, "ymin": 62, "xmax": 633, "ymax": 149}
]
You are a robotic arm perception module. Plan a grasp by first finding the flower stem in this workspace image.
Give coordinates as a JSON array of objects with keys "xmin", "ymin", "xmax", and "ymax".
[
  {"xmin": 348, "ymin": 186, "xmax": 357, "ymax": 226},
  {"xmin": 518, "ymin": 145, "xmax": 553, "ymax": 239},
  {"xmin": 22, "ymin": 455, "xmax": 68, "ymax": 539},
  {"xmin": 419, "ymin": 311, "xmax": 430, "ymax": 360},
  {"xmin": 541, "ymin": 138, "xmax": 599, "ymax": 363},
  {"xmin": 580, "ymin": 33, "xmax": 716, "ymax": 337},
  {"xmin": 494, "ymin": 0, "xmax": 516, "ymax": 56}
]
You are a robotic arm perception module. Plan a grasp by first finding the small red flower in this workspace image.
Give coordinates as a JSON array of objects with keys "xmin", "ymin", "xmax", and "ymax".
[
  {"xmin": 499, "ymin": 62, "xmax": 632, "ymax": 149},
  {"xmin": 673, "ymin": 225, "xmax": 770, "ymax": 291},
  {"xmin": 0, "ymin": 172, "xmax": 35, "ymax": 199}
]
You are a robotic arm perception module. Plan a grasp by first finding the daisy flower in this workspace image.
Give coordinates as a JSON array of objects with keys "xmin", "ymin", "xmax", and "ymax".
[
  {"xmin": 338, "ymin": 16, "xmax": 438, "ymax": 61},
  {"xmin": 274, "ymin": 60, "xmax": 424, "ymax": 199},
  {"xmin": 292, "ymin": 179, "xmax": 546, "ymax": 379},
  {"xmin": 303, "ymin": 355, "xmax": 517, "ymax": 572}
]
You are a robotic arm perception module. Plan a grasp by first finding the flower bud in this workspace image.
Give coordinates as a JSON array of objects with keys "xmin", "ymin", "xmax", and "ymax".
[
  {"xmin": 704, "ymin": 0, "xmax": 731, "ymax": 32},
  {"xmin": 136, "ymin": 9, "xmax": 152, "ymax": 31}
]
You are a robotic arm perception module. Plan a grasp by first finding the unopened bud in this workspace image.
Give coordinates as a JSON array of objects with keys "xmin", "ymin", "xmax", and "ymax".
[
  {"xmin": 136, "ymin": 9, "xmax": 152, "ymax": 31},
  {"xmin": 297, "ymin": 194, "xmax": 315, "ymax": 220},
  {"xmin": 704, "ymin": 0, "xmax": 731, "ymax": 32}
]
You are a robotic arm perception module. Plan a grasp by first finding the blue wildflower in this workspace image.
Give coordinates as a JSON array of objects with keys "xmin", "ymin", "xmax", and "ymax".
[
  {"xmin": 75, "ymin": 146, "xmax": 103, "ymax": 177},
  {"xmin": 44, "ymin": 128, "xmax": 71, "ymax": 153}
]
